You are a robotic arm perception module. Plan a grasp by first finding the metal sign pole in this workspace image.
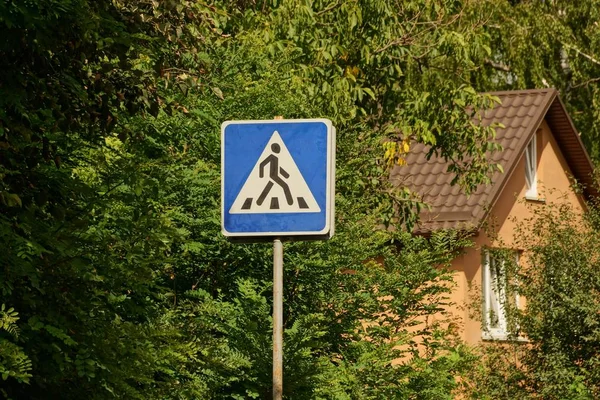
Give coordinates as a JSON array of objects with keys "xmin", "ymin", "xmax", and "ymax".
[
  {"xmin": 271, "ymin": 114, "xmax": 284, "ymax": 400},
  {"xmin": 222, "ymin": 116, "xmax": 334, "ymax": 399},
  {"xmin": 273, "ymin": 238, "xmax": 283, "ymax": 400}
]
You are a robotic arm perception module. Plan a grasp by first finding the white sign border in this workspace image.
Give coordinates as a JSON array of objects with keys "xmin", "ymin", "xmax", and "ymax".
[{"xmin": 221, "ymin": 118, "xmax": 334, "ymax": 238}]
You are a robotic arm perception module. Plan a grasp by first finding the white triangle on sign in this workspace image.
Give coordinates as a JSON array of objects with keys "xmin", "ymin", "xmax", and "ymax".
[{"xmin": 230, "ymin": 131, "xmax": 321, "ymax": 214}]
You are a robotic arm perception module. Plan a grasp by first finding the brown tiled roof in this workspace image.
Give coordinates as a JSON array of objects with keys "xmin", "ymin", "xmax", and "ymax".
[{"xmin": 391, "ymin": 88, "xmax": 597, "ymax": 234}]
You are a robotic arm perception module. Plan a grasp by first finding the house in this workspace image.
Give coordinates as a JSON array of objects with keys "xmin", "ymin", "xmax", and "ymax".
[{"xmin": 391, "ymin": 88, "xmax": 597, "ymax": 344}]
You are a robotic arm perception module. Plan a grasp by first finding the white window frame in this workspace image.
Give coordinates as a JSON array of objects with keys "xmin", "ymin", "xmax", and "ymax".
[
  {"xmin": 525, "ymin": 135, "xmax": 537, "ymax": 198},
  {"xmin": 482, "ymin": 250, "xmax": 520, "ymax": 340}
]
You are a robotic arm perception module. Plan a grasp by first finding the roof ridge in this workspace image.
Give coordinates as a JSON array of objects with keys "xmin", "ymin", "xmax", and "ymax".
[
  {"xmin": 482, "ymin": 88, "xmax": 558, "ymax": 96},
  {"xmin": 392, "ymin": 88, "xmax": 585, "ymax": 234},
  {"xmin": 474, "ymin": 89, "xmax": 558, "ymax": 229}
]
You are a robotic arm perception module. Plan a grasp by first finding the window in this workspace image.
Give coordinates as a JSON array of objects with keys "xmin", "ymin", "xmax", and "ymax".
[
  {"xmin": 482, "ymin": 250, "xmax": 519, "ymax": 340},
  {"xmin": 525, "ymin": 135, "xmax": 537, "ymax": 198}
]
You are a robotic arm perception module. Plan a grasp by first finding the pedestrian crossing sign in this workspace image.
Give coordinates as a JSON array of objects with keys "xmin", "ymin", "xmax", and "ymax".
[{"xmin": 221, "ymin": 119, "xmax": 335, "ymax": 240}]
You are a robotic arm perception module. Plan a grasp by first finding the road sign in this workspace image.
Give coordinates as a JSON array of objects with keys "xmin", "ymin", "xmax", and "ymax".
[{"xmin": 221, "ymin": 119, "xmax": 335, "ymax": 239}]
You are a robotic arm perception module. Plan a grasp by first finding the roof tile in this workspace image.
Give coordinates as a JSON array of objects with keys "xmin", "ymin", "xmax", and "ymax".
[{"xmin": 391, "ymin": 88, "xmax": 597, "ymax": 233}]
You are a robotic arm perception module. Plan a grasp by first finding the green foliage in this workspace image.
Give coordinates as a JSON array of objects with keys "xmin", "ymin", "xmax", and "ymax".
[
  {"xmin": 465, "ymin": 200, "xmax": 600, "ymax": 399},
  {"xmin": 15, "ymin": 0, "xmax": 600, "ymax": 398},
  {"xmin": 241, "ymin": 0, "xmax": 504, "ymax": 193},
  {"xmin": 472, "ymin": 0, "xmax": 600, "ymax": 163},
  {"xmin": 0, "ymin": 304, "xmax": 32, "ymax": 386},
  {"xmin": 304, "ymin": 228, "xmax": 477, "ymax": 400}
]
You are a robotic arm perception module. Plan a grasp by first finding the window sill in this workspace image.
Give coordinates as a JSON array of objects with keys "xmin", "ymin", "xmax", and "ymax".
[
  {"xmin": 482, "ymin": 332, "xmax": 529, "ymax": 343},
  {"xmin": 524, "ymin": 195, "xmax": 546, "ymax": 203}
]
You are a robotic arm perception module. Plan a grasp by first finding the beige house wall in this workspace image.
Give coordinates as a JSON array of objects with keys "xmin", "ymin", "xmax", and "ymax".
[{"xmin": 448, "ymin": 120, "xmax": 587, "ymax": 345}]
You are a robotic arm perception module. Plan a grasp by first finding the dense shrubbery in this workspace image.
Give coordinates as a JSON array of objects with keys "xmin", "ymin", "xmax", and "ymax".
[
  {"xmin": 464, "ymin": 199, "xmax": 600, "ymax": 399},
  {"xmin": 2, "ymin": 0, "xmax": 600, "ymax": 398}
]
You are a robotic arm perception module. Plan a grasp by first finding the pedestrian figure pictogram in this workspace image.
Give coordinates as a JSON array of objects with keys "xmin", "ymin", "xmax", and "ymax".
[
  {"xmin": 229, "ymin": 131, "xmax": 320, "ymax": 214},
  {"xmin": 257, "ymin": 143, "xmax": 293, "ymax": 208}
]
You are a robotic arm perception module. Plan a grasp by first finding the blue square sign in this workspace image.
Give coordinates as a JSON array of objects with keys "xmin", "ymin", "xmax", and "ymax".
[{"xmin": 221, "ymin": 119, "xmax": 335, "ymax": 239}]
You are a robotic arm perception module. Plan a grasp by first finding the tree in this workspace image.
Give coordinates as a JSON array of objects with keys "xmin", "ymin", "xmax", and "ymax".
[
  {"xmin": 472, "ymin": 0, "xmax": 600, "ymax": 163},
  {"xmin": 1, "ymin": 0, "xmax": 529, "ymax": 398},
  {"xmin": 464, "ymin": 198, "xmax": 600, "ymax": 399},
  {"xmin": 0, "ymin": 0, "xmax": 232, "ymax": 398}
]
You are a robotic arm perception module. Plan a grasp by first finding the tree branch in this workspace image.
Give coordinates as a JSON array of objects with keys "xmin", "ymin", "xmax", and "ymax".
[
  {"xmin": 572, "ymin": 77, "xmax": 600, "ymax": 88},
  {"xmin": 374, "ymin": 37, "xmax": 412, "ymax": 54},
  {"xmin": 563, "ymin": 43, "xmax": 600, "ymax": 66},
  {"xmin": 316, "ymin": 1, "xmax": 341, "ymax": 16},
  {"xmin": 485, "ymin": 59, "xmax": 511, "ymax": 72}
]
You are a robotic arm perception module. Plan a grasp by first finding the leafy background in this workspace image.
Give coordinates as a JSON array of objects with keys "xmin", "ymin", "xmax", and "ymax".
[{"xmin": 1, "ymin": 0, "xmax": 600, "ymax": 398}]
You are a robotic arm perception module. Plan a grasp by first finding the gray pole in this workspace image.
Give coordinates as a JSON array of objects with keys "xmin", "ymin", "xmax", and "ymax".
[{"xmin": 273, "ymin": 238, "xmax": 283, "ymax": 400}]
